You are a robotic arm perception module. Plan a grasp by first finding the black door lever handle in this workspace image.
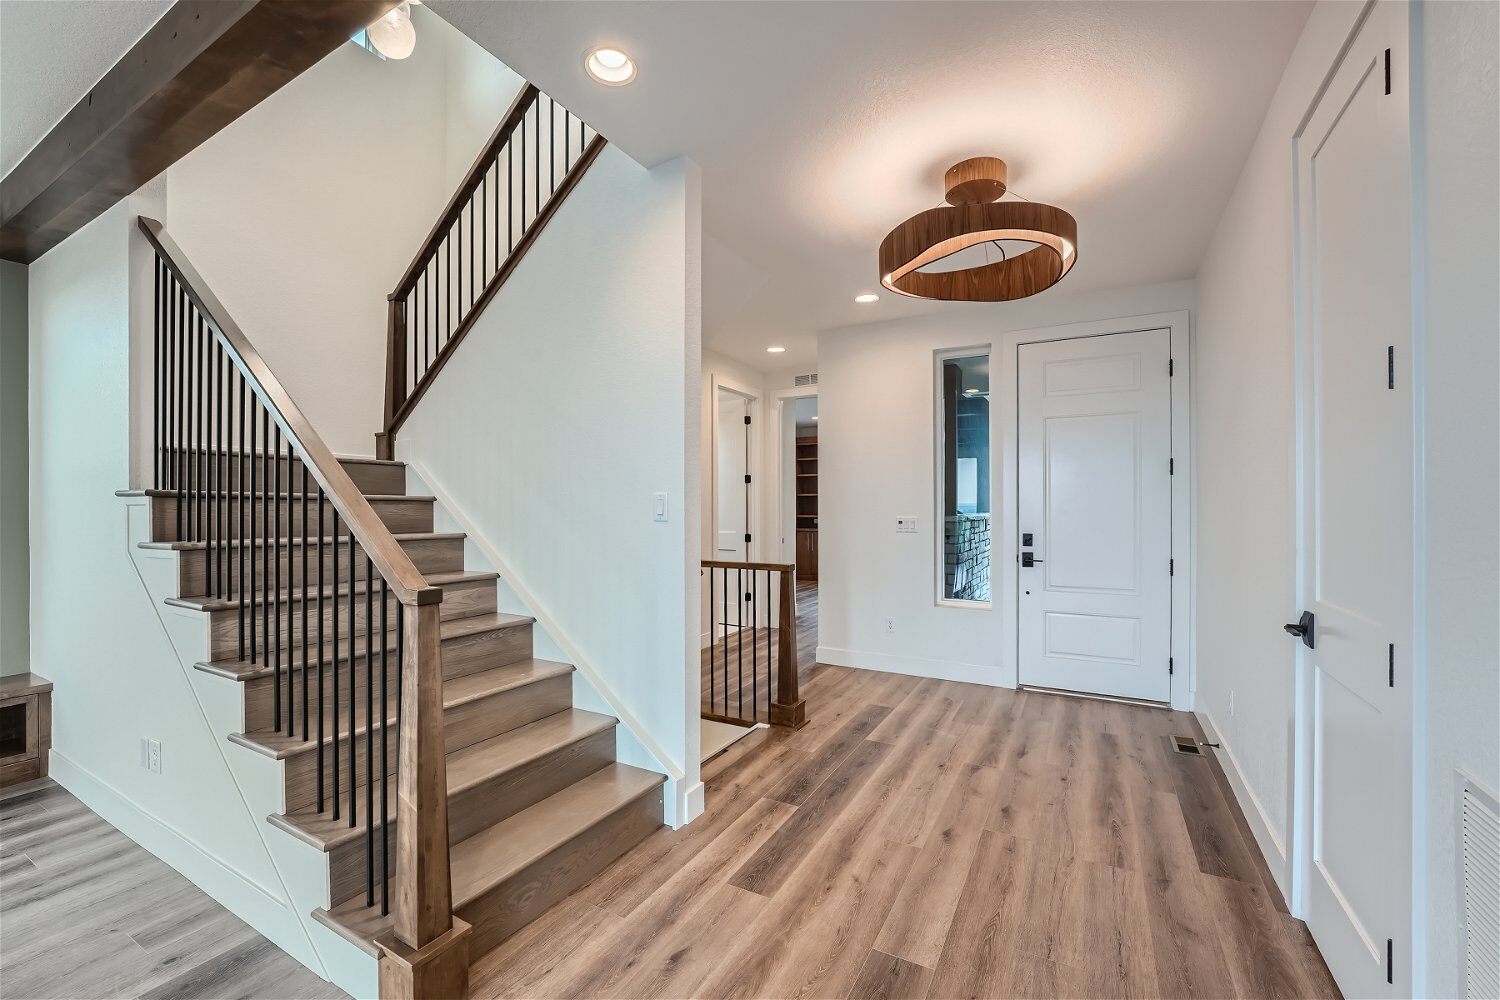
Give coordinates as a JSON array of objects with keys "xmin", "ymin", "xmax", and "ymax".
[{"xmin": 1283, "ymin": 611, "xmax": 1315, "ymax": 649}]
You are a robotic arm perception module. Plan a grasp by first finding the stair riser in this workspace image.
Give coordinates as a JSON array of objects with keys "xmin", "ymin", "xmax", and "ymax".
[
  {"xmin": 240, "ymin": 623, "xmax": 534, "ymax": 731},
  {"xmin": 177, "ymin": 536, "xmax": 463, "ymax": 599},
  {"xmin": 207, "ymin": 578, "xmax": 496, "ymax": 660},
  {"xmin": 281, "ymin": 673, "xmax": 572, "ymax": 814},
  {"xmin": 327, "ymin": 726, "xmax": 615, "ymax": 906},
  {"xmin": 459, "ymin": 785, "xmax": 664, "ymax": 956},
  {"xmin": 149, "ymin": 495, "xmax": 432, "ymax": 543},
  {"xmin": 158, "ymin": 452, "xmax": 406, "ymax": 495}
]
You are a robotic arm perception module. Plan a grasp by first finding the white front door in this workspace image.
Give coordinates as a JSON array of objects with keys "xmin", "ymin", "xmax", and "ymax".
[
  {"xmin": 1017, "ymin": 329, "xmax": 1173, "ymax": 702},
  {"xmin": 1295, "ymin": 4, "xmax": 1412, "ymax": 995}
]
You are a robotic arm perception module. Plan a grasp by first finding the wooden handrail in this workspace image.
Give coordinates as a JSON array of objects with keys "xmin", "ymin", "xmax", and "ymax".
[
  {"xmin": 376, "ymin": 83, "xmax": 608, "ymax": 460},
  {"xmin": 140, "ymin": 218, "xmax": 436, "ymax": 606},
  {"xmin": 700, "ymin": 560, "xmax": 805, "ymax": 730},
  {"xmin": 387, "ymin": 84, "xmax": 538, "ymax": 300}
]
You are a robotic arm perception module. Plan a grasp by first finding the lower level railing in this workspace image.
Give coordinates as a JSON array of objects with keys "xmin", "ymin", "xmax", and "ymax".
[{"xmin": 701, "ymin": 561, "xmax": 805, "ymax": 729}]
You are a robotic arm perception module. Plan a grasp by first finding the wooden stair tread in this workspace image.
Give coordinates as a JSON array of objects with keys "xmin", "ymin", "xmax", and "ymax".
[
  {"xmin": 194, "ymin": 612, "xmax": 534, "ymax": 682},
  {"xmin": 137, "ymin": 531, "xmax": 464, "ymax": 552},
  {"xmin": 313, "ymin": 763, "xmax": 665, "ymax": 956},
  {"xmin": 165, "ymin": 569, "xmax": 498, "ymax": 613},
  {"xmin": 228, "ymin": 657, "xmax": 571, "ymax": 759},
  {"xmin": 268, "ymin": 708, "xmax": 616, "ymax": 852}
]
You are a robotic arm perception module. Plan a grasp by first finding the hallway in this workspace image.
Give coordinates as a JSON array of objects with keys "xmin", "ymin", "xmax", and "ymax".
[{"xmin": 472, "ymin": 665, "xmax": 1339, "ymax": 999}]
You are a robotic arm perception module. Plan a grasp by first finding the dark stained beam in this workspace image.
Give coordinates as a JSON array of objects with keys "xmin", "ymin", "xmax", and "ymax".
[{"xmin": 1, "ymin": 0, "xmax": 398, "ymax": 264}]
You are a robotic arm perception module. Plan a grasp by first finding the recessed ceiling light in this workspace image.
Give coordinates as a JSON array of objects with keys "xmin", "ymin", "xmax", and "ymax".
[
  {"xmin": 766, "ymin": 345, "xmax": 787, "ymax": 353},
  {"xmin": 585, "ymin": 46, "xmax": 636, "ymax": 86},
  {"xmin": 854, "ymin": 293, "xmax": 880, "ymax": 303}
]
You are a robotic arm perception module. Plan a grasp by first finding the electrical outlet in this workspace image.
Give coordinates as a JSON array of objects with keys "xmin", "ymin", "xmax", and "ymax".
[
  {"xmin": 145, "ymin": 739, "xmax": 162, "ymax": 774},
  {"xmin": 884, "ymin": 617, "xmax": 896, "ymax": 634}
]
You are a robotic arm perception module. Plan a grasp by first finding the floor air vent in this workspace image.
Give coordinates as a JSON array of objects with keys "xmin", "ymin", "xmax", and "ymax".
[
  {"xmin": 1461, "ymin": 773, "xmax": 1499, "ymax": 1000},
  {"xmin": 1170, "ymin": 735, "xmax": 1203, "ymax": 756}
]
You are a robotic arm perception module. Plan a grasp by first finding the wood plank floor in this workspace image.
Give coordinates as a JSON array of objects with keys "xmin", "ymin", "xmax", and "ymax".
[
  {"xmin": 0, "ymin": 778, "xmax": 346, "ymax": 1000},
  {"xmin": 701, "ymin": 580, "xmax": 819, "ymax": 724},
  {"xmin": 476, "ymin": 663, "xmax": 1341, "ymax": 1000}
]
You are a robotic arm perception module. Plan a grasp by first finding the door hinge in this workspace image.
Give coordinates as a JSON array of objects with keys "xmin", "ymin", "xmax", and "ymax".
[
  {"xmin": 744, "ymin": 474, "xmax": 752, "ymax": 484},
  {"xmin": 1386, "ymin": 938, "xmax": 1394, "ymax": 984},
  {"xmin": 744, "ymin": 414, "xmax": 752, "ymax": 425},
  {"xmin": 1168, "ymin": 358, "xmax": 1174, "ymax": 376},
  {"xmin": 1169, "ymin": 558, "xmax": 1175, "ymax": 576},
  {"xmin": 1169, "ymin": 657, "xmax": 1174, "ymax": 675},
  {"xmin": 1389, "ymin": 644, "xmax": 1395, "ymax": 687},
  {"xmin": 745, "ymin": 533, "xmax": 752, "ymax": 544},
  {"xmin": 1169, "ymin": 457, "xmax": 1175, "ymax": 475},
  {"xmin": 1388, "ymin": 346, "xmax": 1395, "ymax": 389},
  {"xmin": 1384, "ymin": 48, "xmax": 1392, "ymax": 95}
]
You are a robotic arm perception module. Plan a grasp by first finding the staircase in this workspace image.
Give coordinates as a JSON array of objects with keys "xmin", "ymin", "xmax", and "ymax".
[
  {"xmin": 130, "ymin": 210, "xmax": 664, "ymax": 997},
  {"xmin": 141, "ymin": 454, "xmax": 665, "ymax": 961}
]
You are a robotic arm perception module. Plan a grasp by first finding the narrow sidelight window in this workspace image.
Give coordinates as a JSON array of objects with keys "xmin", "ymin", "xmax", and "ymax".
[{"xmin": 939, "ymin": 353, "xmax": 991, "ymax": 601}]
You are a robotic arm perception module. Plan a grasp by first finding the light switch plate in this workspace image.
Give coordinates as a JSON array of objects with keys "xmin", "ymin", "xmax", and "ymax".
[
  {"xmin": 653, "ymin": 492, "xmax": 668, "ymax": 523},
  {"xmin": 896, "ymin": 517, "xmax": 918, "ymax": 533}
]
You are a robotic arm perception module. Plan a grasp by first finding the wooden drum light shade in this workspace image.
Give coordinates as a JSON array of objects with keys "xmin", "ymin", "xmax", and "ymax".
[{"xmin": 879, "ymin": 156, "xmax": 1077, "ymax": 302}]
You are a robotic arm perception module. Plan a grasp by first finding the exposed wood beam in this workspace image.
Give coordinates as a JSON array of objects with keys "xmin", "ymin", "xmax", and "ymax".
[{"xmin": 0, "ymin": 0, "xmax": 398, "ymax": 264}]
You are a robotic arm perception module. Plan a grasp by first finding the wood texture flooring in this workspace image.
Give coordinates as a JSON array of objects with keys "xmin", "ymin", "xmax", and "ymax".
[
  {"xmin": 0, "ymin": 779, "xmax": 346, "ymax": 1000},
  {"xmin": 477, "ymin": 664, "xmax": 1341, "ymax": 1000}
]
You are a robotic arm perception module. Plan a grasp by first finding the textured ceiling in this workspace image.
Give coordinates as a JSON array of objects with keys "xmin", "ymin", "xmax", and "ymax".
[
  {"xmin": 432, "ymin": 0, "xmax": 1311, "ymax": 373},
  {"xmin": 0, "ymin": 0, "xmax": 173, "ymax": 178}
]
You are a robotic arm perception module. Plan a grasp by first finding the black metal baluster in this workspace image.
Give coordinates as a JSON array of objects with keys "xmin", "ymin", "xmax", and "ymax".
[
  {"xmin": 318, "ymin": 495, "xmax": 327, "ymax": 811},
  {"xmin": 248, "ymin": 396, "xmax": 259, "ymax": 663},
  {"xmin": 273, "ymin": 424, "xmax": 283, "ymax": 733},
  {"xmin": 347, "ymin": 526, "xmax": 356, "ymax": 829},
  {"xmin": 174, "ymin": 283, "xmax": 185, "ymax": 538},
  {"xmin": 197, "ymin": 315, "xmax": 206, "ymax": 542},
  {"xmin": 737, "ymin": 567, "xmax": 744, "ymax": 718},
  {"xmin": 481, "ymin": 172, "xmax": 488, "ymax": 287},
  {"xmin": 549, "ymin": 97, "xmax": 555, "ymax": 197},
  {"xmin": 205, "ymin": 330, "xmax": 215, "ymax": 596},
  {"xmin": 364, "ymin": 554, "xmax": 375, "ymax": 905},
  {"xmin": 446, "ymin": 219, "xmax": 453, "ymax": 346},
  {"xmin": 213, "ymin": 348, "xmax": 223, "ymax": 599},
  {"xmin": 469, "ymin": 190, "xmax": 475, "ymax": 313},
  {"xmin": 456, "ymin": 205, "xmax": 463, "ymax": 327},
  {"xmin": 533, "ymin": 100, "xmax": 540, "ymax": 224},
  {"xmin": 519, "ymin": 103, "xmax": 526, "ymax": 234},
  {"xmin": 507, "ymin": 140, "xmax": 514, "ymax": 253},
  {"xmin": 262, "ymin": 410, "xmax": 271, "ymax": 677},
  {"xmin": 331, "ymin": 507, "xmax": 340, "ymax": 821},
  {"xmin": 186, "ymin": 309, "xmax": 196, "ymax": 541},
  {"xmin": 153, "ymin": 259, "xmax": 161, "ymax": 488},
  {"xmin": 301, "ymin": 462, "xmax": 309, "ymax": 740},
  {"xmin": 721, "ymin": 567, "xmax": 729, "ymax": 715},
  {"xmin": 753, "ymin": 569, "xmax": 759, "ymax": 721},
  {"xmin": 711, "ymin": 566, "xmax": 717, "ymax": 716},
  {"xmin": 379, "ymin": 576, "xmax": 390, "ymax": 916},
  {"xmin": 238, "ymin": 379, "xmax": 247, "ymax": 661}
]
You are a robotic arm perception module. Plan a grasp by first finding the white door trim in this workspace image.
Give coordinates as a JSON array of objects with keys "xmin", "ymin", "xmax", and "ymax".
[
  {"xmin": 994, "ymin": 309, "xmax": 1193, "ymax": 711},
  {"xmin": 708, "ymin": 373, "xmax": 762, "ymax": 563}
]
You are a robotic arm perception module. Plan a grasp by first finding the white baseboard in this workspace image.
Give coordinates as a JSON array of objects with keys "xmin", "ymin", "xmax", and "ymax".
[
  {"xmin": 48, "ymin": 750, "xmax": 322, "ymax": 973},
  {"xmin": 1195, "ymin": 709, "xmax": 1291, "ymax": 902},
  {"xmin": 815, "ymin": 645, "xmax": 1008, "ymax": 687}
]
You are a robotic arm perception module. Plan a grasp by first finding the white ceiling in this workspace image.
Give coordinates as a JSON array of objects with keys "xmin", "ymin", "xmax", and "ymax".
[
  {"xmin": 431, "ymin": 0, "xmax": 1311, "ymax": 375},
  {"xmin": 0, "ymin": 0, "xmax": 173, "ymax": 178}
]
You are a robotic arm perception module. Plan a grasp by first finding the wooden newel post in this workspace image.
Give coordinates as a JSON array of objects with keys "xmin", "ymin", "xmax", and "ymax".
[
  {"xmin": 377, "ymin": 295, "xmax": 407, "ymax": 461},
  {"xmin": 376, "ymin": 601, "xmax": 471, "ymax": 999},
  {"xmin": 770, "ymin": 567, "xmax": 806, "ymax": 729}
]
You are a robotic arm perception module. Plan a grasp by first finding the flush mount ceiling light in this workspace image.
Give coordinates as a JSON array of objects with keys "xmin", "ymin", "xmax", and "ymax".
[
  {"xmin": 854, "ymin": 293, "xmax": 880, "ymax": 304},
  {"xmin": 766, "ymin": 345, "xmax": 787, "ymax": 354},
  {"xmin": 879, "ymin": 157, "xmax": 1077, "ymax": 302},
  {"xmin": 366, "ymin": 2, "xmax": 416, "ymax": 60},
  {"xmin": 585, "ymin": 46, "xmax": 636, "ymax": 86}
]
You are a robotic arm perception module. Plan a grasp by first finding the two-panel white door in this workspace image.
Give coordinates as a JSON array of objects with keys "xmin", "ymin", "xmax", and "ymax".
[
  {"xmin": 1017, "ymin": 329, "xmax": 1173, "ymax": 702},
  {"xmin": 1295, "ymin": 4, "xmax": 1412, "ymax": 995}
]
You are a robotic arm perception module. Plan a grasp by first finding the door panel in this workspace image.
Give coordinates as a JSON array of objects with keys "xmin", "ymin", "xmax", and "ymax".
[
  {"xmin": 1295, "ymin": 4, "xmax": 1412, "ymax": 995},
  {"xmin": 1017, "ymin": 329, "xmax": 1172, "ymax": 702}
]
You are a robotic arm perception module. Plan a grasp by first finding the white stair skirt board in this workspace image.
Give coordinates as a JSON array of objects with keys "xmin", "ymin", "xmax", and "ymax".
[{"xmin": 701, "ymin": 719, "xmax": 760, "ymax": 763}]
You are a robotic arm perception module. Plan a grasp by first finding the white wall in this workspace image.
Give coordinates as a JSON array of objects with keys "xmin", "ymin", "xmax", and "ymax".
[
  {"xmin": 816, "ymin": 280, "xmax": 1193, "ymax": 685},
  {"xmin": 1194, "ymin": 3, "xmax": 1499, "ymax": 992},
  {"xmin": 1192, "ymin": 2, "xmax": 1368, "ymax": 892},
  {"xmin": 395, "ymin": 145, "xmax": 704, "ymax": 824},
  {"xmin": 1415, "ymin": 1, "xmax": 1499, "ymax": 993},
  {"xmin": 157, "ymin": 9, "xmax": 521, "ymax": 460}
]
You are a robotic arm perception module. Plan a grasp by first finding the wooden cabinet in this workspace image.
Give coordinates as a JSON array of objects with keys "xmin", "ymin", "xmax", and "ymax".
[
  {"xmin": 796, "ymin": 529, "xmax": 819, "ymax": 581},
  {"xmin": 0, "ymin": 673, "xmax": 52, "ymax": 788}
]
